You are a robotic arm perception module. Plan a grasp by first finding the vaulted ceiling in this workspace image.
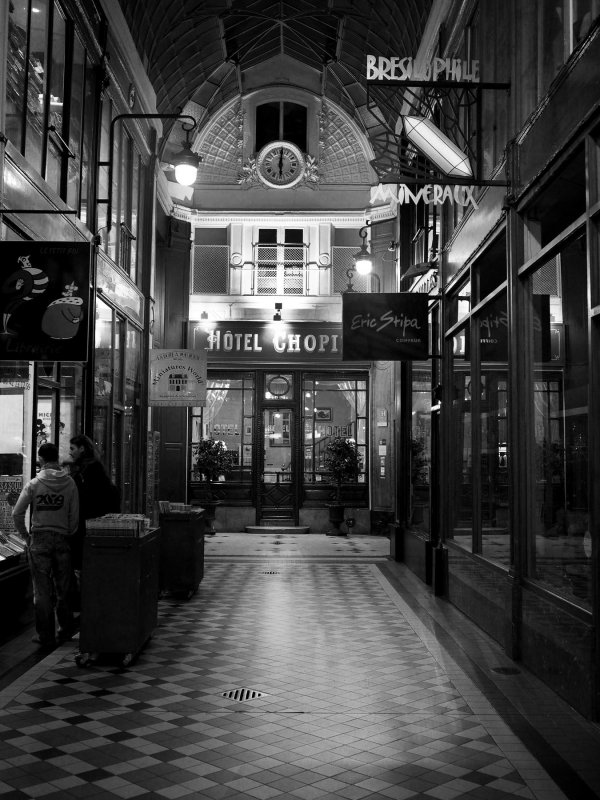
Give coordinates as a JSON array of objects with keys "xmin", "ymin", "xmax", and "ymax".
[{"xmin": 115, "ymin": 0, "xmax": 433, "ymax": 153}]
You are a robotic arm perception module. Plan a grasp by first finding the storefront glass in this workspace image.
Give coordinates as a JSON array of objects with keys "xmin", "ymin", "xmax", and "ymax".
[
  {"xmin": 302, "ymin": 377, "xmax": 367, "ymax": 482},
  {"xmin": 93, "ymin": 298, "xmax": 112, "ymax": 459},
  {"xmin": 477, "ymin": 292, "xmax": 510, "ymax": 565},
  {"xmin": 190, "ymin": 374, "xmax": 255, "ymax": 480},
  {"xmin": 123, "ymin": 327, "xmax": 141, "ymax": 511},
  {"xmin": 529, "ymin": 238, "xmax": 591, "ymax": 609},
  {"xmin": 410, "ymin": 366, "xmax": 431, "ymax": 533},
  {"xmin": 449, "ymin": 332, "xmax": 472, "ymax": 550}
]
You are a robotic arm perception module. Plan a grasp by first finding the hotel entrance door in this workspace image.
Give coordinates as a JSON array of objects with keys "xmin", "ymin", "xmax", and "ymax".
[{"xmin": 259, "ymin": 407, "xmax": 296, "ymax": 524}]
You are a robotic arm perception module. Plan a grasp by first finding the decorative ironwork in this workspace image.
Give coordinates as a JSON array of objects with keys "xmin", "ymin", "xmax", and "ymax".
[{"xmin": 367, "ymin": 80, "xmax": 510, "ymax": 186}]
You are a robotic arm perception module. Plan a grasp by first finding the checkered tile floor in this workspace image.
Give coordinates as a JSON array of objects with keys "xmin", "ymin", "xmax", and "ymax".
[{"xmin": 0, "ymin": 535, "xmax": 596, "ymax": 798}]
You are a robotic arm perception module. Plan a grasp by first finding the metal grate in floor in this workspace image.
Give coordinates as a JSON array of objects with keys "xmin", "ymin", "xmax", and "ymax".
[{"xmin": 221, "ymin": 688, "xmax": 267, "ymax": 702}]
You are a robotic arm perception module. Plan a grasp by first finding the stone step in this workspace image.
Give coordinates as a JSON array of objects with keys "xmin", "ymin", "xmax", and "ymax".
[{"xmin": 245, "ymin": 526, "xmax": 310, "ymax": 535}]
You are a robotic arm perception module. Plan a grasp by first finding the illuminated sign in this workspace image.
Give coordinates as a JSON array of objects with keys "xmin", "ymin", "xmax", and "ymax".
[
  {"xmin": 189, "ymin": 322, "xmax": 348, "ymax": 363},
  {"xmin": 342, "ymin": 294, "xmax": 429, "ymax": 361},
  {"xmin": 366, "ymin": 55, "xmax": 479, "ymax": 83},
  {"xmin": 370, "ymin": 183, "xmax": 479, "ymax": 211}
]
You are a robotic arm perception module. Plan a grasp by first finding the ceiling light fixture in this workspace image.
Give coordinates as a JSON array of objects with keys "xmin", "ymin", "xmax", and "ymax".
[
  {"xmin": 403, "ymin": 115, "xmax": 473, "ymax": 178},
  {"xmin": 273, "ymin": 302, "xmax": 282, "ymax": 322},
  {"xmin": 173, "ymin": 128, "xmax": 202, "ymax": 186}
]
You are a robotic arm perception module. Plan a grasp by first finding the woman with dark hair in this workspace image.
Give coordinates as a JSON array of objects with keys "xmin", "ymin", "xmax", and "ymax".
[{"xmin": 67, "ymin": 435, "xmax": 120, "ymax": 572}]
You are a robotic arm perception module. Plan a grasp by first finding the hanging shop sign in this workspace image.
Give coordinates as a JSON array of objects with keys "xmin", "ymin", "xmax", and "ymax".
[
  {"xmin": 189, "ymin": 321, "xmax": 347, "ymax": 364},
  {"xmin": 366, "ymin": 55, "xmax": 480, "ymax": 83},
  {"xmin": 370, "ymin": 182, "xmax": 479, "ymax": 211},
  {"xmin": 342, "ymin": 293, "xmax": 429, "ymax": 361},
  {"xmin": 149, "ymin": 349, "xmax": 207, "ymax": 406},
  {"xmin": 0, "ymin": 241, "xmax": 92, "ymax": 361}
]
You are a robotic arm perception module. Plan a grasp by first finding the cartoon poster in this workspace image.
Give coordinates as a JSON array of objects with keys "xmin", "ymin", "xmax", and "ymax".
[{"xmin": 0, "ymin": 242, "xmax": 92, "ymax": 361}]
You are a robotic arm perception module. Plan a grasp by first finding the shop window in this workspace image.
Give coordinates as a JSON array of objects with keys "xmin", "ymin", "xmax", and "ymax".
[
  {"xmin": 190, "ymin": 374, "xmax": 255, "ymax": 482},
  {"xmin": 409, "ymin": 367, "xmax": 432, "ymax": 534},
  {"xmin": 528, "ymin": 237, "xmax": 591, "ymax": 610},
  {"xmin": 0, "ymin": 363, "xmax": 35, "ymax": 571},
  {"xmin": 526, "ymin": 147, "xmax": 586, "ymax": 248},
  {"xmin": 302, "ymin": 376, "xmax": 367, "ymax": 483},
  {"xmin": 448, "ymin": 328, "xmax": 473, "ymax": 550},
  {"xmin": 255, "ymin": 102, "xmax": 307, "ymax": 153},
  {"xmin": 474, "ymin": 234, "xmax": 506, "ymax": 302},
  {"xmin": 447, "ymin": 280, "xmax": 471, "ymax": 329},
  {"xmin": 476, "ymin": 292, "xmax": 510, "ymax": 565}
]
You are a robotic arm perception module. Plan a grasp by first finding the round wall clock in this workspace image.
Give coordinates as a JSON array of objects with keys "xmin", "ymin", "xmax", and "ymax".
[{"xmin": 256, "ymin": 140, "xmax": 306, "ymax": 188}]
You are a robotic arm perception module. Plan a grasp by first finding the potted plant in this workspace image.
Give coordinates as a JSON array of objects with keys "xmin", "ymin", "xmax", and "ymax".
[
  {"xmin": 323, "ymin": 436, "xmax": 363, "ymax": 536},
  {"xmin": 192, "ymin": 438, "xmax": 235, "ymax": 534}
]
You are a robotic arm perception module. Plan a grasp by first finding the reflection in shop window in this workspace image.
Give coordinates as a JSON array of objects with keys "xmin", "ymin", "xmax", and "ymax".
[
  {"xmin": 189, "ymin": 375, "xmax": 255, "ymax": 481},
  {"xmin": 302, "ymin": 377, "xmax": 367, "ymax": 483},
  {"xmin": 477, "ymin": 292, "xmax": 510, "ymax": 567},
  {"xmin": 410, "ymin": 367, "xmax": 431, "ymax": 535},
  {"xmin": 0, "ymin": 363, "xmax": 34, "ymax": 538},
  {"xmin": 529, "ymin": 241, "xmax": 590, "ymax": 610},
  {"xmin": 449, "ymin": 358, "xmax": 473, "ymax": 551}
]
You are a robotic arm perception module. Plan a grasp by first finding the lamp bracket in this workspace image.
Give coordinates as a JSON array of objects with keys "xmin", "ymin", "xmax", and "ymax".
[{"xmin": 97, "ymin": 113, "xmax": 198, "ymax": 235}]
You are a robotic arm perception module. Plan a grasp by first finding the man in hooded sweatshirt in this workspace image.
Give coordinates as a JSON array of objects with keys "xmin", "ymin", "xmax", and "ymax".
[{"xmin": 13, "ymin": 442, "xmax": 79, "ymax": 648}]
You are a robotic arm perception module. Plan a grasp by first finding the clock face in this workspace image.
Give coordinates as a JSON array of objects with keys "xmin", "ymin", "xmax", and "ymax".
[{"xmin": 257, "ymin": 141, "xmax": 305, "ymax": 188}]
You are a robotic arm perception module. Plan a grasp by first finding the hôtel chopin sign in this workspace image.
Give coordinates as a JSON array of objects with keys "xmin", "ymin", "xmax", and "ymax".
[{"xmin": 189, "ymin": 321, "xmax": 348, "ymax": 363}]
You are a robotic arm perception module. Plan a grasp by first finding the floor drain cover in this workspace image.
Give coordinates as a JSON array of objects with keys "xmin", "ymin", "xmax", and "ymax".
[
  {"xmin": 262, "ymin": 571, "xmax": 280, "ymax": 574},
  {"xmin": 222, "ymin": 688, "xmax": 266, "ymax": 702},
  {"xmin": 491, "ymin": 667, "xmax": 521, "ymax": 675}
]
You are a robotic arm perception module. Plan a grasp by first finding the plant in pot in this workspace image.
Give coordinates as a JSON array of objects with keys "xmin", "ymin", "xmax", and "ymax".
[
  {"xmin": 324, "ymin": 436, "xmax": 363, "ymax": 536},
  {"xmin": 192, "ymin": 438, "xmax": 235, "ymax": 534}
]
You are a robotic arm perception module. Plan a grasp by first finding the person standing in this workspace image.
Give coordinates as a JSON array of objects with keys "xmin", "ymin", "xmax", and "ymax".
[
  {"xmin": 12, "ymin": 442, "xmax": 79, "ymax": 649},
  {"xmin": 67, "ymin": 434, "xmax": 119, "ymax": 572}
]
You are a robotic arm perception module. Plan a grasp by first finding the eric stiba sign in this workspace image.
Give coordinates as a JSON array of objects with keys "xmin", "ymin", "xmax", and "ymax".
[{"xmin": 342, "ymin": 294, "xmax": 429, "ymax": 361}]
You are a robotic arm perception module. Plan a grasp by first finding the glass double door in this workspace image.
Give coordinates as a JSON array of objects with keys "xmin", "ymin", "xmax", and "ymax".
[{"xmin": 260, "ymin": 407, "xmax": 296, "ymax": 523}]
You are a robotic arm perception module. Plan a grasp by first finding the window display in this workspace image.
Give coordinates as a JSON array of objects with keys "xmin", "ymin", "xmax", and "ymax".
[{"xmin": 529, "ymin": 240, "xmax": 590, "ymax": 609}]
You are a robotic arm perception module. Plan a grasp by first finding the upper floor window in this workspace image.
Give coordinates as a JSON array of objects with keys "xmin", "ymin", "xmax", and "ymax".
[
  {"xmin": 255, "ymin": 102, "xmax": 307, "ymax": 153},
  {"xmin": 96, "ymin": 98, "xmax": 143, "ymax": 283},
  {"xmin": 255, "ymin": 228, "xmax": 305, "ymax": 295},
  {"xmin": 6, "ymin": 0, "xmax": 100, "ymax": 223}
]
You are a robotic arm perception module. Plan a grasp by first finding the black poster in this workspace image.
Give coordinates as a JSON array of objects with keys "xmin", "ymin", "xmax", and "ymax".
[
  {"xmin": 342, "ymin": 293, "xmax": 429, "ymax": 360},
  {"xmin": 0, "ymin": 242, "xmax": 92, "ymax": 361}
]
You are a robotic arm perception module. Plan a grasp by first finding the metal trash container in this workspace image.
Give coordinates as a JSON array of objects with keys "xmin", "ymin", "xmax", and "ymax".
[
  {"xmin": 77, "ymin": 523, "xmax": 160, "ymax": 668},
  {"xmin": 159, "ymin": 508, "xmax": 205, "ymax": 598}
]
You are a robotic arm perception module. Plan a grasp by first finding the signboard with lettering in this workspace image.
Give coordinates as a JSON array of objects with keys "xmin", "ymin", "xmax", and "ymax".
[
  {"xmin": 0, "ymin": 242, "xmax": 92, "ymax": 361},
  {"xmin": 149, "ymin": 349, "xmax": 207, "ymax": 406},
  {"xmin": 188, "ymin": 322, "xmax": 348, "ymax": 364},
  {"xmin": 342, "ymin": 293, "xmax": 429, "ymax": 361},
  {"xmin": 366, "ymin": 55, "xmax": 480, "ymax": 83}
]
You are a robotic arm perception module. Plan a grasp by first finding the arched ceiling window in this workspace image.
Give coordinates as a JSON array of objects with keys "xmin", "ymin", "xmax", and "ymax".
[{"xmin": 256, "ymin": 102, "xmax": 307, "ymax": 153}]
